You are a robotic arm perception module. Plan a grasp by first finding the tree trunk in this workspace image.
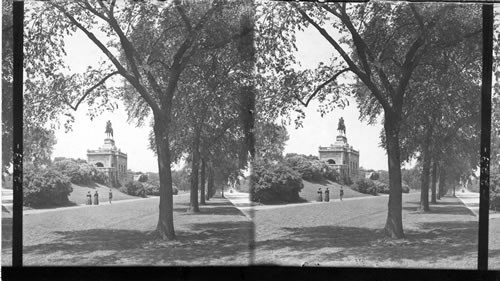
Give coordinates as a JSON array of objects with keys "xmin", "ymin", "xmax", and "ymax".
[
  {"xmin": 154, "ymin": 121, "xmax": 176, "ymax": 240},
  {"xmin": 430, "ymin": 158, "xmax": 438, "ymax": 204},
  {"xmin": 419, "ymin": 126, "xmax": 432, "ymax": 212},
  {"xmin": 189, "ymin": 134, "xmax": 201, "ymax": 213},
  {"xmin": 383, "ymin": 114, "xmax": 405, "ymax": 239},
  {"xmin": 207, "ymin": 166, "xmax": 214, "ymax": 199},
  {"xmin": 439, "ymin": 167, "xmax": 446, "ymax": 198},
  {"xmin": 200, "ymin": 158, "xmax": 206, "ymax": 205}
]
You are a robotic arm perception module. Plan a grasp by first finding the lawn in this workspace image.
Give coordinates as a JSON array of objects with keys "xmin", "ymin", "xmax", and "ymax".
[
  {"xmin": 68, "ymin": 182, "xmax": 138, "ymax": 205},
  {"xmin": 2, "ymin": 193, "xmax": 253, "ymax": 266},
  {"xmin": 253, "ymin": 192, "xmax": 484, "ymax": 268},
  {"xmin": 299, "ymin": 179, "xmax": 370, "ymax": 202},
  {"xmin": 489, "ymin": 217, "xmax": 500, "ymax": 269}
]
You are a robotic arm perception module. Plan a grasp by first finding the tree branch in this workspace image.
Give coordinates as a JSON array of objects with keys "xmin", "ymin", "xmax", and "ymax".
[
  {"xmin": 52, "ymin": 2, "xmax": 162, "ymax": 115},
  {"xmin": 64, "ymin": 71, "xmax": 119, "ymax": 111},
  {"xmin": 174, "ymin": 0, "xmax": 192, "ymax": 32},
  {"xmin": 292, "ymin": 2, "xmax": 392, "ymax": 113},
  {"xmin": 295, "ymin": 67, "xmax": 350, "ymax": 107}
]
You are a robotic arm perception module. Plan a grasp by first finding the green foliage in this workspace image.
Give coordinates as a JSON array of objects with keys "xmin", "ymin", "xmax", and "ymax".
[
  {"xmin": 143, "ymin": 182, "xmax": 160, "ymax": 196},
  {"xmin": 251, "ymin": 161, "xmax": 304, "ymax": 203},
  {"xmin": 255, "ymin": 121, "xmax": 289, "ymax": 161},
  {"xmin": 121, "ymin": 181, "xmax": 145, "ymax": 197},
  {"xmin": 490, "ymin": 174, "xmax": 500, "ymax": 210},
  {"xmin": 353, "ymin": 179, "xmax": 377, "ymax": 195},
  {"xmin": 369, "ymin": 172, "xmax": 380, "ymax": 180},
  {"xmin": 172, "ymin": 169, "xmax": 190, "ymax": 191},
  {"xmin": 137, "ymin": 174, "xmax": 148, "ymax": 183},
  {"xmin": 24, "ymin": 126, "xmax": 57, "ymax": 168},
  {"xmin": 53, "ymin": 159, "xmax": 107, "ymax": 185},
  {"xmin": 23, "ymin": 165, "xmax": 73, "ymax": 207}
]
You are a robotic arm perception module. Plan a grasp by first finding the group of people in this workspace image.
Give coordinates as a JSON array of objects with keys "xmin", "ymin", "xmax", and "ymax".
[
  {"xmin": 86, "ymin": 189, "xmax": 113, "ymax": 205},
  {"xmin": 317, "ymin": 186, "xmax": 344, "ymax": 202}
]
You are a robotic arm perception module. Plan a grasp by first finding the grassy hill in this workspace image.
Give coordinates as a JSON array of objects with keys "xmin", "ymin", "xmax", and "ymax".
[
  {"xmin": 299, "ymin": 179, "xmax": 370, "ymax": 202},
  {"xmin": 68, "ymin": 182, "xmax": 137, "ymax": 205}
]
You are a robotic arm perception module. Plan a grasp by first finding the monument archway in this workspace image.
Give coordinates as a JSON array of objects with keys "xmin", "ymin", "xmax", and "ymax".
[
  {"xmin": 95, "ymin": 162, "xmax": 104, "ymax": 167},
  {"xmin": 327, "ymin": 159, "xmax": 336, "ymax": 165}
]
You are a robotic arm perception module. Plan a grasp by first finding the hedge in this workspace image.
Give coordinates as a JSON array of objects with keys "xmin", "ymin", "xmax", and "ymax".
[
  {"xmin": 251, "ymin": 161, "xmax": 303, "ymax": 203},
  {"xmin": 23, "ymin": 166, "xmax": 73, "ymax": 207},
  {"xmin": 121, "ymin": 181, "xmax": 146, "ymax": 197}
]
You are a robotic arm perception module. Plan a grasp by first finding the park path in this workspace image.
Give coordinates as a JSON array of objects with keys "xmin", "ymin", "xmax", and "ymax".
[
  {"xmin": 224, "ymin": 190, "xmax": 388, "ymax": 213},
  {"xmin": 455, "ymin": 190, "xmax": 500, "ymax": 219}
]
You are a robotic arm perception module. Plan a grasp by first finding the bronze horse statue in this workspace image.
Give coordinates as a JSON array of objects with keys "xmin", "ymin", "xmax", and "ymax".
[
  {"xmin": 105, "ymin": 120, "xmax": 113, "ymax": 138},
  {"xmin": 337, "ymin": 117, "xmax": 346, "ymax": 135}
]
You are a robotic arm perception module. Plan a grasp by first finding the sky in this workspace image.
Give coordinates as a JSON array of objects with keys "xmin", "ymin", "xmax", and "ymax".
[
  {"xmin": 49, "ymin": 7, "xmax": 392, "ymax": 174},
  {"xmin": 282, "ymin": 24, "xmax": 389, "ymax": 171}
]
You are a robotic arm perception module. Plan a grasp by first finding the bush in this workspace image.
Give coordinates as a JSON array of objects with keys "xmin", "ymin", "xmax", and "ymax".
[
  {"xmin": 490, "ymin": 174, "xmax": 500, "ymax": 210},
  {"xmin": 369, "ymin": 172, "xmax": 380, "ymax": 180},
  {"xmin": 137, "ymin": 174, "xmax": 148, "ymax": 182},
  {"xmin": 353, "ymin": 179, "xmax": 377, "ymax": 195},
  {"xmin": 323, "ymin": 166, "xmax": 340, "ymax": 182},
  {"xmin": 251, "ymin": 161, "xmax": 303, "ymax": 203},
  {"xmin": 54, "ymin": 159, "xmax": 90, "ymax": 185},
  {"xmin": 285, "ymin": 155, "xmax": 330, "ymax": 182},
  {"xmin": 373, "ymin": 180, "xmax": 389, "ymax": 194},
  {"xmin": 23, "ymin": 166, "xmax": 73, "ymax": 207},
  {"xmin": 402, "ymin": 183, "xmax": 410, "ymax": 193},
  {"xmin": 122, "ymin": 181, "xmax": 146, "ymax": 197},
  {"xmin": 143, "ymin": 182, "xmax": 160, "ymax": 196}
]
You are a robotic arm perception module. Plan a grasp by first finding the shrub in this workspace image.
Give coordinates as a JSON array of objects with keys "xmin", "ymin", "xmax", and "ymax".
[
  {"xmin": 284, "ymin": 155, "xmax": 327, "ymax": 181},
  {"xmin": 373, "ymin": 181, "xmax": 389, "ymax": 194},
  {"xmin": 251, "ymin": 161, "xmax": 303, "ymax": 203},
  {"xmin": 137, "ymin": 174, "xmax": 148, "ymax": 182},
  {"xmin": 369, "ymin": 172, "xmax": 380, "ymax": 180},
  {"xmin": 173, "ymin": 186, "xmax": 179, "ymax": 195},
  {"xmin": 490, "ymin": 174, "xmax": 500, "ymax": 210},
  {"xmin": 323, "ymin": 166, "xmax": 340, "ymax": 182},
  {"xmin": 143, "ymin": 182, "xmax": 160, "ymax": 196},
  {"xmin": 53, "ymin": 159, "xmax": 91, "ymax": 185},
  {"xmin": 122, "ymin": 181, "xmax": 146, "ymax": 197},
  {"xmin": 23, "ymin": 166, "xmax": 73, "ymax": 207},
  {"xmin": 402, "ymin": 183, "xmax": 410, "ymax": 193},
  {"xmin": 353, "ymin": 179, "xmax": 377, "ymax": 195}
]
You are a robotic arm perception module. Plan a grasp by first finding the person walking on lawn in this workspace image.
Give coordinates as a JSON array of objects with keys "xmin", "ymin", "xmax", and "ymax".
[
  {"xmin": 94, "ymin": 190, "xmax": 99, "ymax": 205},
  {"xmin": 340, "ymin": 186, "xmax": 344, "ymax": 201},
  {"xmin": 86, "ymin": 191, "xmax": 92, "ymax": 205},
  {"xmin": 109, "ymin": 188, "xmax": 113, "ymax": 204}
]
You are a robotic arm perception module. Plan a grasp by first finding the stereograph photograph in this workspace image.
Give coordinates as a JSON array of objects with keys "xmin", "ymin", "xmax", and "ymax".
[{"xmin": 1, "ymin": 0, "xmax": 499, "ymax": 274}]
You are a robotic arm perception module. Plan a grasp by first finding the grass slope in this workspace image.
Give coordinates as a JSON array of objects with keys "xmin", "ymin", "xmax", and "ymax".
[
  {"xmin": 299, "ymin": 179, "xmax": 370, "ymax": 202},
  {"xmin": 68, "ymin": 182, "xmax": 137, "ymax": 205}
]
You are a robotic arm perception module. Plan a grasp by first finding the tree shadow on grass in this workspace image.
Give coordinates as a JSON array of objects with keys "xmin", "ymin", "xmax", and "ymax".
[
  {"xmin": 23, "ymin": 221, "xmax": 253, "ymax": 265},
  {"xmin": 173, "ymin": 200, "xmax": 250, "ymax": 216},
  {"xmin": 256, "ymin": 220, "xmax": 478, "ymax": 265},
  {"xmin": 403, "ymin": 201, "xmax": 475, "ymax": 216}
]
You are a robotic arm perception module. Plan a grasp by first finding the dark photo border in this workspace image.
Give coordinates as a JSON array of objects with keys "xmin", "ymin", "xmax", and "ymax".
[{"xmin": 3, "ymin": 1, "xmax": 500, "ymax": 281}]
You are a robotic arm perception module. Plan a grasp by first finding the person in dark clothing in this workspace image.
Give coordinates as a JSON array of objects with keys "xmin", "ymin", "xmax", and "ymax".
[
  {"xmin": 324, "ymin": 188, "xmax": 330, "ymax": 202},
  {"xmin": 94, "ymin": 191, "xmax": 99, "ymax": 205},
  {"xmin": 340, "ymin": 186, "xmax": 344, "ymax": 201},
  {"xmin": 109, "ymin": 188, "xmax": 113, "ymax": 204},
  {"xmin": 86, "ymin": 191, "xmax": 92, "ymax": 205},
  {"xmin": 317, "ymin": 188, "xmax": 323, "ymax": 202}
]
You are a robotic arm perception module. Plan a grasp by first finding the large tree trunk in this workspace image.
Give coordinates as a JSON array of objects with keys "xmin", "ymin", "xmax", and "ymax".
[
  {"xmin": 430, "ymin": 159, "xmax": 438, "ymax": 204},
  {"xmin": 383, "ymin": 114, "xmax": 405, "ymax": 239},
  {"xmin": 207, "ymin": 166, "xmax": 214, "ymax": 199},
  {"xmin": 419, "ymin": 126, "xmax": 433, "ymax": 212},
  {"xmin": 200, "ymin": 158, "xmax": 206, "ymax": 205},
  {"xmin": 439, "ymin": 167, "xmax": 446, "ymax": 198},
  {"xmin": 154, "ymin": 121, "xmax": 176, "ymax": 240},
  {"xmin": 189, "ymin": 134, "xmax": 201, "ymax": 213}
]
